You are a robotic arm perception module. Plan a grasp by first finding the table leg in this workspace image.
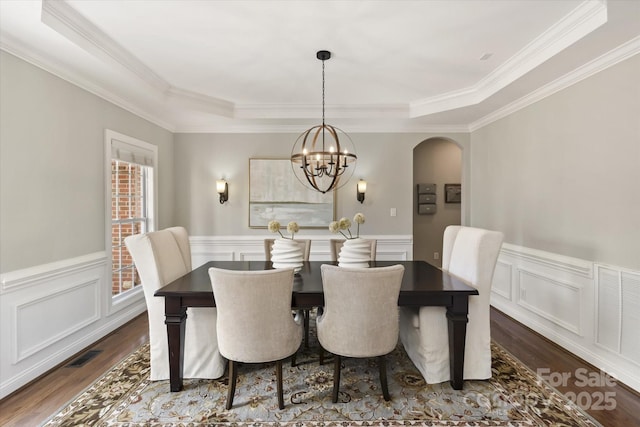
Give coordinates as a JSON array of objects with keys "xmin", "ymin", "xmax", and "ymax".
[
  {"xmin": 164, "ymin": 297, "xmax": 187, "ymax": 392},
  {"xmin": 446, "ymin": 295, "xmax": 469, "ymax": 390}
]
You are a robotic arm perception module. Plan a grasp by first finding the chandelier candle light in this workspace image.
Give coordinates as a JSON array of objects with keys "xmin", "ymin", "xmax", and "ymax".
[{"xmin": 290, "ymin": 51, "xmax": 357, "ymax": 194}]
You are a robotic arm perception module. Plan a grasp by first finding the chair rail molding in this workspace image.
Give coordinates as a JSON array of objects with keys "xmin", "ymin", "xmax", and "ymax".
[
  {"xmin": 490, "ymin": 243, "xmax": 640, "ymax": 393},
  {"xmin": 499, "ymin": 242, "xmax": 593, "ymax": 278},
  {"xmin": 1, "ymin": 252, "xmax": 106, "ymax": 293}
]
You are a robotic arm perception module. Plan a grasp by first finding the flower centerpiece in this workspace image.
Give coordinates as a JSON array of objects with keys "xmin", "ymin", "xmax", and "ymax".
[
  {"xmin": 329, "ymin": 213, "xmax": 371, "ymax": 268},
  {"xmin": 268, "ymin": 220, "xmax": 299, "ymax": 239},
  {"xmin": 268, "ymin": 220, "xmax": 303, "ymax": 271},
  {"xmin": 329, "ymin": 213, "xmax": 365, "ymax": 240}
]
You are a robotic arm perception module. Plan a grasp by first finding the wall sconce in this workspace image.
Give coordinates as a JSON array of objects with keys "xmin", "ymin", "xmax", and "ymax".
[
  {"xmin": 216, "ymin": 179, "xmax": 228, "ymax": 204},
  {"xmin": 357, "ymin": 179, "xmax": 367, "ymax": 204}
]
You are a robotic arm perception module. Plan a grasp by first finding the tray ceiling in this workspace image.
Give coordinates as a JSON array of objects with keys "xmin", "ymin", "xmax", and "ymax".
[{"xmin": 1, "ymin": 0, "xmax": 639, "ymax": 132}]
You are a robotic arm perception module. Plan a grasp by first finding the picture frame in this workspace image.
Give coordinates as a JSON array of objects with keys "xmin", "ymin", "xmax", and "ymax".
[
  {"xmin": 444, "ymin": 183, "xmax": 462, "ymax": 203},
  {"xmin": 249, "ymin": 158, "xmax": 335, "ymax": 228}
]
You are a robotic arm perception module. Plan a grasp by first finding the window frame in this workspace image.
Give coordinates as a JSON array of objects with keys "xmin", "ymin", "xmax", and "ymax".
[{"xmin": 104, "ymin": 129, "xmax": 158, "ymax": 314}]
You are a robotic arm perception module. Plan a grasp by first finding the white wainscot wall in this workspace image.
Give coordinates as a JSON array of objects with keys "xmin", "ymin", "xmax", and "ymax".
[
  {"xmin": 189, "ymin": 234, "xmax": 414, "ymax": 268},
  {"xmin": 0, "ymin": 253, "xmax": 146, "ymax": 399},
  {"xmin": 491, "ymin": 243, "xmax": 640, "ymax": 392}
]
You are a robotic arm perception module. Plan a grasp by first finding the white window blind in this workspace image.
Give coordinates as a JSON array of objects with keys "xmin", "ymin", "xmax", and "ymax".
[{"xmin": 111, "ymin": 138, "xmax": 155, "ymax": 167}]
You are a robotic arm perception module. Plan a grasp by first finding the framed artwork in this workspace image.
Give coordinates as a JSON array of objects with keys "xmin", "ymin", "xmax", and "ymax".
[
  {"xmin": 249, "ymin": 158, "xmax": 335, "ymax": 228},
  {"xmin": 445, "ymin": 183, "xmax": 462, "ymax": 203}
]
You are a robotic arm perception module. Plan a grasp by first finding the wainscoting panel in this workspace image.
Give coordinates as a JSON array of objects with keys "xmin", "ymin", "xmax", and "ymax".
[
  {"xmin": 492, "ymin": 260, "xmax": 512, "ymax": 300},
  {"xmin": 595, "ymin": 265, "xmax": 640, "ymax": 366},
  {"xmin": 189, "ymin": 235, "xmax": 413, "ymax": 268},
  {"xmin": 620, "ymin": 271, "xmax": 640, "ymax": 363},
  {"xmin": 516, "ymin": 269, "xmax": 582, "ymax": 336},
  {"xmin": 0, "ymin": 252, "xmax": 146, "ymax": 399},
  {"xmin": 595, "ymin": 266, "xmax": 621, "ymax": 353},
  {"xmin": 14, "ymin": 278, "xmax": 100, "ymax": 363},
  {"xmin": 491, "ymin": 244, "xmax": 640, "ymax": 393}
]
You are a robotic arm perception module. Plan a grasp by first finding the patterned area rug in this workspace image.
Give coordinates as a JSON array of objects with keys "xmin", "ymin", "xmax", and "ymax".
[{"xmin": 43, "ymin": 337, "xmax": 601, "ymax": 426}]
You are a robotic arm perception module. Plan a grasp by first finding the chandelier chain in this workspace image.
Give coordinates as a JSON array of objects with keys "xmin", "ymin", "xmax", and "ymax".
[
  {"xmin": 322, "ymin": 59, "xmax": 325, "ymax": 126},
  {"xmin": 322, "ymin": 59, "xmax": 325, "ymax": 150}
]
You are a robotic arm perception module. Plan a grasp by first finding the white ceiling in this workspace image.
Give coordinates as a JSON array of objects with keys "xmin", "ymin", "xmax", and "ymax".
[{"xmin": 1, "ymin": 0, "xmax": 639, "ymax": 133}]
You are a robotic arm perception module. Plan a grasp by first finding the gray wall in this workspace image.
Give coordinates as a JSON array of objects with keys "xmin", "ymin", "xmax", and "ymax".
[
  {"xmin": 470, "ymin": 54, "xmax": 640, "ymax": 270},
  {"xmin": 0, "ymin": 52, "xmax": 175, "ymax": 273},
  {"xmin": 6, "ymin": 45, "xmax": 636, "ymax": 274},
  {"xmin": 173, "ymin": 132, "xmax": 470, "ymax": 237},
  {"xmin": 413, "ymin": 138, "xmax": 462, "ymax": 267}
]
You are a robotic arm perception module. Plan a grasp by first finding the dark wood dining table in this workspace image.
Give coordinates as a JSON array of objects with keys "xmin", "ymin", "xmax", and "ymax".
[{"xmin": 155, "ymin": 260, "xmax": 478, "ymax": 392}]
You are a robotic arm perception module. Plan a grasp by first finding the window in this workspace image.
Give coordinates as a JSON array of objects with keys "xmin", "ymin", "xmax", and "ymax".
[{"xmin": 106, "ymin": 130, "xmax": 157, "ymax": 298}]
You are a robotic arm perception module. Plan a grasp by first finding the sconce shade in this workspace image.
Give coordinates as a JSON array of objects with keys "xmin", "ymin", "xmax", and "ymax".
[
  {"xmin": 216, "ymin": 179, "xmax": 228, "ymax": 204},
  {"xmin": 357, "ymin": 179, "xmax": 366, "ymax": 203}
]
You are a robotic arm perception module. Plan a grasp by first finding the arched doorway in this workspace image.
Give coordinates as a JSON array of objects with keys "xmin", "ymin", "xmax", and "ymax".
[{"xmin": 413, "ymin": 137, "xmax": 462, "ymax": 267}]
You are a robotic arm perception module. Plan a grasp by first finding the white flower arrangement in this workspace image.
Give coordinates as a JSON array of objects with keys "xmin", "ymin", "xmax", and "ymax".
[
  {"xmin": 268, "ymin": 220, "xmax": 299, "ymax": 239},
  {"xmin": 329, "ymin": 213, "xmax": 365, "ymax": 239}
]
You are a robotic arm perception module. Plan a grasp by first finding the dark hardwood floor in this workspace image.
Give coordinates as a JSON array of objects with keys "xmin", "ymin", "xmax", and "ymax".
[
  {"xmin": 1, "ymin": 309, "xmax": 638, "ymax": 426},
  {"xmin": 490, "ymin": 308, "xmax": 639, "ymax": 427},
  {"xmin": 0, "ymin": 314, "xmax": 149, "ymax": 427}
]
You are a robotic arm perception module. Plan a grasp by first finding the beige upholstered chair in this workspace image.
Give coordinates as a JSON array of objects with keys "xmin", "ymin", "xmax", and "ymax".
[
  {"xmin": 399, "ymin": 225, "xmax": 504, "ymax": 384},
  {"xmin": 329, "ymin": 238, "xmax": 377, "ymax": 262},
  {"xmin": 265, "ymin": 238, "xmax": 313, "ymax": 350},
  {"xmin": 317, "ymin": 264, "xmax": 405, "ymax": 402},
  {"xmin": 124, "ymin": 227, "xmax": 225, "ymax": 381},
  {"xmin": 264, "ymin": 238, "xmax": 311, "ymax": 261},
  {"xmin": 208, "ymin": 267, "xmax": 303, "ymax": 409}
]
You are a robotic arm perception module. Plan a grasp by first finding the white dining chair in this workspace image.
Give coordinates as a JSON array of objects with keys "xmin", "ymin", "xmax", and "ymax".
[
  {"xmin": 125, "ymin": 227, "xmax": 225, "ymax": 380},
  {"xmin": 208, "ymin": 267, "xmax": 303, "ymax": 409},
  {"xmin": 265, "ymin": 238, "xmax": 313, "ymax": 352},
  {"xmin": 317, "ymin": 264, "xmax": 405, "ymax": 402},
  {"xmin": 399, "ymin": 225, "xmax": 503, "ymax": 383}
]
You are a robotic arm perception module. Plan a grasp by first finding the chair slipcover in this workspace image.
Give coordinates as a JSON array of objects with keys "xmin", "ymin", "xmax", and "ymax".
[
  {"xmin": 329, "ymin": 239, "xmax": 377, "ymax": 262},
  {"xmin": 208, "ymin": 267, "xmax": 303, "ymax": 408},
  {"xmin": 125, "ymin": 227, "xmax": 225, "ymax": 381},
  {"xmin": 317, "ymin": 264, "xmax": 404, "ymax": 401},
  {"xmin": 399, "ymin": 225, "xmax": 503, "ymax": 383}
]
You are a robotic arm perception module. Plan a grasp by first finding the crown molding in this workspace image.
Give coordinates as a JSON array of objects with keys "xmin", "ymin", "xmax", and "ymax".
[
  {"xmin": 4, "ymin": 0, "xmax": 630, "ymax": 135},
  {"xmin": 166, "ymin": 87, "xmax": 235, "ymax": 118},
  {"xmin": 234, "ymin": 103, "xmax": 410, "ymax": 119},
  {"xmin": 39, "ymin": 0, "xmax": 414, "ymax": 122},
  {"xmin": 172, "ymin": 121, "xmax": 470, "ymax": 134},
  {"xmin": 41, "ymin": 0, "xmax": 170, "ymax": 93},
  {"xmin": 1, "ymin": 34, "xmax": 466, "ymax": 134},
  {"xmin": 0, "ymin": 34, "xmax": 176, "ymax": 132},
  {"xmin": 410, "ymin": 0, "xmax": 607, "ymax": 118},
  {"xmin": 469, "ymin": 36, "xmax": 640, "ymax": 132}
]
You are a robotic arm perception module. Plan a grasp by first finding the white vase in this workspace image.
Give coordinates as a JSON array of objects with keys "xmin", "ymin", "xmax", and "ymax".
[
  {"xmin": 271, "ymin": 238, "xmax": 303, "ymax": 272},
  {"xmin": 338, "ymin": 238, "xmax": 371, "ymax": 268}
]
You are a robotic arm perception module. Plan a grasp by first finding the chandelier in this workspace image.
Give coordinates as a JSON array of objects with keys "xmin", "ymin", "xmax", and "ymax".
[{"xmin": 291, "ymin": 50, "xmax": 357, "ymax": 194}]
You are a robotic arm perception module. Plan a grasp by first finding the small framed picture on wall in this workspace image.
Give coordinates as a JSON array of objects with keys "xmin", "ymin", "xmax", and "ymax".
[{"xmin": 444, "ymin": 184, "xmax": 461, "ymax": 203}]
